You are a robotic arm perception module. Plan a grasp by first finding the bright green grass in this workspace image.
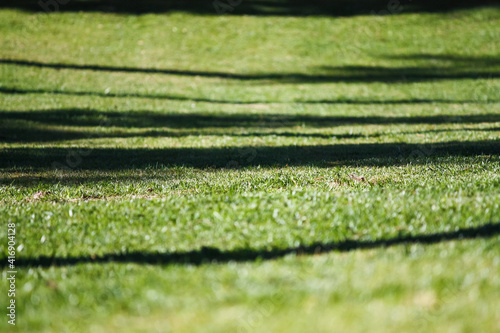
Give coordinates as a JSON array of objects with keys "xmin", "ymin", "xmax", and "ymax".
[{"xmin": 0, "ymin": 5, "xmax": 500, "ymax": 332}]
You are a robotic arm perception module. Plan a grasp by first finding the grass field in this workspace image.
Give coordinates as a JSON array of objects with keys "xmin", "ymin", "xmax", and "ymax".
[{"xmin": 1, "ymin": 2, "xmax": 500, "ymax": 332}]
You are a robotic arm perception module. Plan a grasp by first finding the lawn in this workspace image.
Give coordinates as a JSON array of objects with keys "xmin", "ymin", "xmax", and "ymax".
[{"xmin": 0, "ymin": 1, "xmax": 499, "ymax": 332}]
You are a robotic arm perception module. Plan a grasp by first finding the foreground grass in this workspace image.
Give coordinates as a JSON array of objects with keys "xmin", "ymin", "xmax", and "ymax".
[{"xmin": 0, "ymin": 3, "xmax": 500, "ymax": 332}]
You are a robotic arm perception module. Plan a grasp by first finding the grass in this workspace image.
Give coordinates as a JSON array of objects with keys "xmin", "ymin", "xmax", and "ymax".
[{"xmin": 0, "ymin": 2, "xmax": 500, "ymax": 332}]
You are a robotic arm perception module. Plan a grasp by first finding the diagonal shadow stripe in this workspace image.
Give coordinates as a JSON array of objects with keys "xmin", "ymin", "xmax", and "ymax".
[
  {"xmin": 1, "ymin": 140, "xmax": 498, "ymax": 169},
  {"xmin": 1, "ymin": 59, "xmax": 499, "ymax": 83},
  {"xmin": 1, "ymin": 0, "xmax": 499, "ymax": 16},
  {"xmin": 1, "ymin": 86, "xmax": 498, "ymax": 105},
  {"xmin": 10, "ymin": 222, "xmax": 500, "ymax": 268}
]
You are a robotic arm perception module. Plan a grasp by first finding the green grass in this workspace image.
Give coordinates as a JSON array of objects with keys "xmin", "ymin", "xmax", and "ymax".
[{"xmin": 1, "ymin": 3, "xmax": 500, "ymax": 332}]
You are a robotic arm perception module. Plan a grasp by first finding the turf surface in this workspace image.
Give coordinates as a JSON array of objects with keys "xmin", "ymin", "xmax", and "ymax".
[{"xmin": 0, "ymin": 3, "xmax": 499, "ymax": 332}]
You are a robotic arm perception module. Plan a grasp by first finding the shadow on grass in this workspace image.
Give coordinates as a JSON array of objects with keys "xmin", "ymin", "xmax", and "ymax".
[
  {"xmin": 1, "ymin": 109, "xmax": 499, "ymax": 142},
  {"xmin": 2, "ymin": 109, "xmax": 500, "ymax": 128},
  {"xmin": 11, "ymin": 222, "xmax": 500, "ymax": 268},
  {"xmin": 1, "ymin": 86, "xmax": 498, "ymax": 105},
  {"xmin": 0, "ymin": 126, "xmax": 363, "ymax": 143},
  {"xmin": 1, "ymin": 140, "xmax": 498, "ymax": 170},
  {"xmin": 1, "ymin": 57, "xmax": 499, "ymax": 84},
  {"xmin": 1, "ymin": 0, "xmax": 498, "ymax": 16}
]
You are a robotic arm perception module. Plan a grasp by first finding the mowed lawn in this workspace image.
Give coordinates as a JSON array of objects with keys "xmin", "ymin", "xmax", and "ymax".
[{"xmin": 0, "ymin": 3, "xmax": 500, "ymax": 332}]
